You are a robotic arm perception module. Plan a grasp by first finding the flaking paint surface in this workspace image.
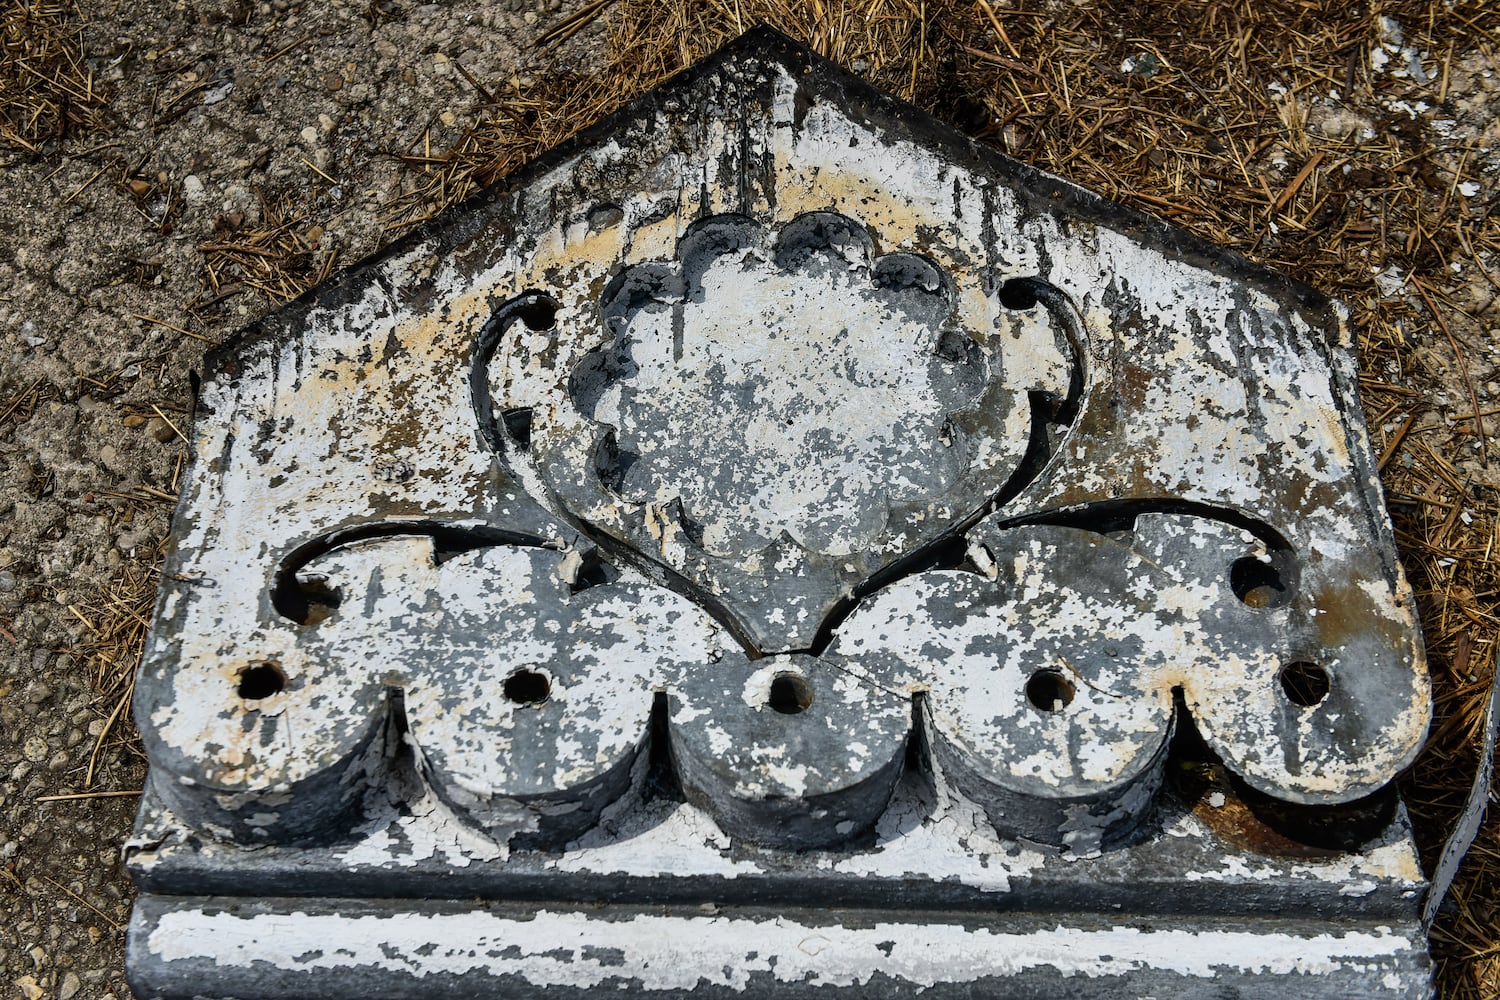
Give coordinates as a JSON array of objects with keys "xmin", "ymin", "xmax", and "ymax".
[
  {"xmin": 129, "ymin": 36, "xmax": 1430, "ymax": 993},
  {"xmin": 146, "ymin": 905, "xmax": 1423, "ymax": 990}
]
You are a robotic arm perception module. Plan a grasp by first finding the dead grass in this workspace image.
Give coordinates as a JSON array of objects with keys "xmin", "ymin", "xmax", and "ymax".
[
  {"xmin": 379, "ymin": 0, "xmax": 989, "ymax": 230},
  {"xmin": 188, "ymin": 193, "xmax": 340, "ymax": 321},
  {"xmin": 0, "ymin": 0, "xmax": 108, "ymax": 161},
  {"xmin": 68, "ymin": 555, "xmax": 155, "ymax": 788},
  {"xmin": 59, "ymin": 1, "xmax": 1500, "ymax": 995}
]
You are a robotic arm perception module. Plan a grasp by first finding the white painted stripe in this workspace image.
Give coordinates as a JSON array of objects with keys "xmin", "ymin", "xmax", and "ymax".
[{"xmin": 150, "ymin": 906, "xmax": 1417, "ymax": 991}]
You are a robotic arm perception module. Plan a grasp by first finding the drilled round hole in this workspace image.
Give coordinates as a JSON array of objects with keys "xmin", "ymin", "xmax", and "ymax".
[
  {"xmin": 768, "ymin": 673, "xmax": 814, "ymax": 715},
  {"xmin": 998, "ymin": 277, "xmax": 1039, "ymax": 310},
  {"xmin": 1279, "ymin": 661, "xmax": 1330, "ymax": 707},
  {"xmin": 1230, "ymin": 556, "xmax": 1288, "ymax": 610},
  {"xmin": 515, "ymin": 296, "xmax": 557, "ymax": 331},
  {"xmin": 237, "ymin": 662, "xmax": 286, "ymax": 700},
  {"xmin": 1025, "ymin": 668, "xmax": 1075, "ymax": 712},
  {"xmin": 504, "ymin": 668, "xmax": 551, "ymax": 706}
]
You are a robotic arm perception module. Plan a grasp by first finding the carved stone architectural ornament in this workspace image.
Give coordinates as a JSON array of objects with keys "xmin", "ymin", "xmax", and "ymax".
[{"xmin": 127, "ymin": 28, "xmax": 1434, "ymax": 999}]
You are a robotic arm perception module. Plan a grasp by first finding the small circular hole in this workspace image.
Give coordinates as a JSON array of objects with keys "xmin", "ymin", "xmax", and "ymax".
[
  {"xmin": 237, "ymin": 662, "xmax": 286, "ymax": 700},
  {"xmin": 768, "ymin": 673, "xmax": 814, "ymax": 715},
  {"xmin": 516, "ymin": 297, "xmax": 557, "ymax": 331},
  {"xmin": 1026, "ymin": 668, "xmax": 1075, "ymax": 712},
  {"xmin": 504, "ymin": 668, "xmax": 551, "ymax": 706},
  {"xmin": 1279, "ymin": 661, "xmax": 1330, "ymax": 707},
  {"xmin": 1230, "ymin": 556, "xmax": 1288, "ymax": 610},
  {"xmin": 998, "ymin": 277, "xmax": 1039, "ymax": 310}
]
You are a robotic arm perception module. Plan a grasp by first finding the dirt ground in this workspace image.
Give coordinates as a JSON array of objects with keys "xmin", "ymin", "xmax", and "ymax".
[
  {"xmin": 0, "ymin": 2, "xmax": 600, "ymax": 996},
  {"xmin": 1, "ymin": 1, "xmax": 1496, "ymax": 998}
]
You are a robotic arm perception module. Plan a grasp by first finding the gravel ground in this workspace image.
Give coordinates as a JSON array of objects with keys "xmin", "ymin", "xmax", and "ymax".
[
  {"xmin": 1, "ymin": 3, "xmax": 1496, "ymax": 999},
  {"xmin": 0, "ymin": 3, "xmax": 581, "ymax": 996}
]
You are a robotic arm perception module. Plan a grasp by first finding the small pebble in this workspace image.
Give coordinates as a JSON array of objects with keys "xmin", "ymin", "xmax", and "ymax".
[
  {"xmin": 322, "ymin": 71, "xmax": 343, "ymax": 92},
  {"xmin": 202, "ymin": 80, "xmax": 234, "ymax": 105},
  {"xmin": 123, "ymin": 414, "xmax": 147, "ymax": 428},
  {"xmin": 147, "ymin": 416, "xmax": 177, "ymax": 443}
]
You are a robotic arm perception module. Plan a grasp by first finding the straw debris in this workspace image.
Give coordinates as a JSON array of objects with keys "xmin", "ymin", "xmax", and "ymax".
[
  {"xmin": 190, "ymin": 193, "xmax": 339, "ymax": 320},
  {"xmin": 0, "ymin": 0, "xmax": 109, "ymax": 161}
]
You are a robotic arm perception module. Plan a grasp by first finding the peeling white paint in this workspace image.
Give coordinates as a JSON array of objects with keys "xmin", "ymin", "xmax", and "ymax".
[
  {"xmin": 129, "ymin": 37, "xmax": 1431, "ymax": 998},
  {"xmin": 147, "ymin": 905, "xmax": 1422, "ymax": 990}
]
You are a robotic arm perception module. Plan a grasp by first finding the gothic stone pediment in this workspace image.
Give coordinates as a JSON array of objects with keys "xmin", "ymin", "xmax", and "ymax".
[{"xmin": 127, "ymin": 27, "xmax": 1432, "ymax": 1000}]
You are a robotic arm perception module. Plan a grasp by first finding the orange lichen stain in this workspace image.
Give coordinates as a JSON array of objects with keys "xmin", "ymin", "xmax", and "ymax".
[{"xmin": 1192, "ymin": 788, "xmax": 1340, "ymax": 860}]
